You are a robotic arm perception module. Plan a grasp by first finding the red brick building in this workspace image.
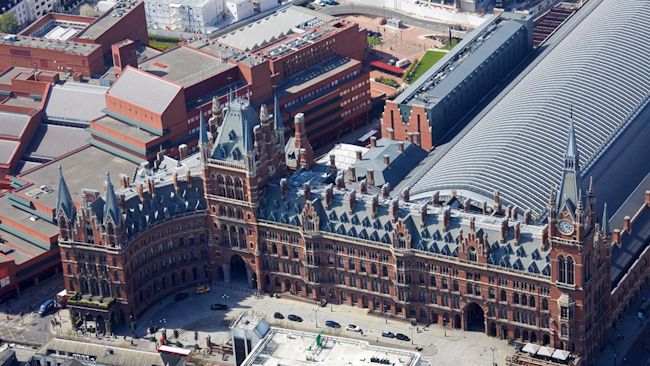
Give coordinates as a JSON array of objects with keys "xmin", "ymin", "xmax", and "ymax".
[
  {"xmin": 55, "ymin": 97, "xmax": 623, "ymax": 366},
  {"xmin": 0, "ymin": 1, "xmax": 148, "ymax": 78}
]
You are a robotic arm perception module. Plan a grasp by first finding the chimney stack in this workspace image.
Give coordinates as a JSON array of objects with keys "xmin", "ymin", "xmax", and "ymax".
[
  {"xmin": 432, "ymin": 191, "xmax": 440, "ymax": 205},
  {"xmin": 514, "ymin": 222, "xmax": 521, "ymax": 245},
  {"xmin": 397, "ymin": 142, "xmax": 405, "ymax": 153},
  {"xmin": 119, "ymin": 174, "xmax": 130, "ymax": 189},
  {"xmin": 623, "ymin": 216, "xmax": 631, "ymax": 232},
  {"xmin": 371, "ymin": 194, "xmax": 379, "ymax": 218},
  {"xmin": 136, "ymin": 183, "xmax": 144, "ymax": 200},
  {"xmin": 524, "ymin": 209, "xmax": 532, "ymax": 225},
  {"xmin": 172, "ymin": 172, "xmax": 179, "ymax": 192},
  {"xmin": 612, "ymin": 229, "xmax": 621, "ymax": 245},
  {"xmin": 359, "ymin": 179, "xmax": 367, "ymax": 194},
  {"xmin": 470, "ymin": 216, "xmax": 476, "ymax": 232},
  {"xmin": 355, "ymin": 150, "xmax": 363, "ymax": 161},
  {"xmin": 303, "ymin": 182, "xmax": 311, "ymax": 200},
  {"xmin": 500, "ymin": 220, "xmax": 507, "ymax": 244},
  {"xmin": 464, "ymin": 198, "xmax": 471, "ymax": 213},
  {"xmin": 347, "ymin": 166, "xmax": 356, "ymax": 182},
  {"xmin": 391, "ymin": 199, "xmax": 399, "ymax": 222},
  {"xmin": 347, "ymin": 191, "xmax": 356, "ymax": 214},
  {"xmin": 402, "ymin": 187, "xmax": 410, "ymax": 202},
  {"xmin": 493, "ymin": 190, "xmax": 501, "ymax": 214},
  {"xmin": 147, "ymin": 178, "xmax": 155, "ymax": 197},
  {"xmin": 370, "ymin": 136, "xmax": 377, "ymax": 147},
  {"xmin": 442, "ymin": 206, "xmax": 450, "ymax": 231},
  {"xmin": 366, "ymin": 169, "xmax": 375, "ymax": 186},
  {"xmin": 325, "ymin": 184, "xmax": 334, "ymax": 208},
  {"xmin": 335, "ymin": 176, "xmax": 345, "ymax": 189},
  {"xmin": 329, "ymin": 154, "xmax": 336, "ymax": 170},
  {"xmin": 482, "ymin": 201, "xmax": 488, "ymax": 215},
  {"xmin": 386, "ymin": 128, "xmax": 395, "ymax": 140},
  {"xmin": 280, "ymin": 178, "xmax": 288, "ymax": 199},
  {"xmin": 645, "ymin": 190, "xmax": 650, "ymax": 206},
  {"xmin": 381, "ymin": 183, "xmax": 390, "ymax": 198},
  {"xmin": 420, "ymin": 203, "xmax": 428, "ymax": 226},
  {"xmin": 178, "ymin": 144, "xmax": 188, "ymax": 160},
  {"xmin": 186, "ymin": 170, "xmax": 192, "ymax": 187},
  {"xmin": 383, "ymin": 154, "xmax": 390, "ymax": 166}
]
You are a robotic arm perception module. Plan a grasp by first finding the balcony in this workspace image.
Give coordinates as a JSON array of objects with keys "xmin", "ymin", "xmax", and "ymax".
[{"xmin": 67, "ymin": 292, "xmax": 118, "ymax": 311}]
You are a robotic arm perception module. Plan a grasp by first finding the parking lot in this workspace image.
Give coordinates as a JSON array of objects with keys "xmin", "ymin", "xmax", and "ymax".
[{"xmin": 97, "ymin": 281, "xmax": 515, "ymax": 366}]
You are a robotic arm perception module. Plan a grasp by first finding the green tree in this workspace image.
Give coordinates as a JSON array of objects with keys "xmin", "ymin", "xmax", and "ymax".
[{"xmin": 0, "ymin": 13, "xmax": 20, "ymax": 34}]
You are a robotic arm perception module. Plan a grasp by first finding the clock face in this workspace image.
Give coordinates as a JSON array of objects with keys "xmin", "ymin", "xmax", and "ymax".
[{"xmin": 558, "ymin": 220, "xmax": 574, "ymax": 235}]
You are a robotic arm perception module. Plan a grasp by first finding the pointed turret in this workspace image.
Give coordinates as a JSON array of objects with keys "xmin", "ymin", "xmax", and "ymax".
[
  {"xmin": 273, "ymin": 94, "xmax": 284, "ymax": 145},
  {"xmin": 199, "ymin": 112, "xmax": 208, "ymax": 146},
  {"xmin": 556, "ymin": 110, "xmax": 581, "ymax": 210},
  {"xmin": 103, "ymin": 171, "xmax": 121, "ymax": 227},
  {"xmin": 56, "ymin": 166, "xmax": 75, "ymax": 222},
  {"xmin": 601, "ymin": 203, "xmax": 609, "ymax": 235}
]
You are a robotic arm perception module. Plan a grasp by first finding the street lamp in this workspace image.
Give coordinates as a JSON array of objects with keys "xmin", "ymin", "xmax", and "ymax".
[{"xmin": 313, "ymin": 308, "xmax": 319, "ymax": 328}]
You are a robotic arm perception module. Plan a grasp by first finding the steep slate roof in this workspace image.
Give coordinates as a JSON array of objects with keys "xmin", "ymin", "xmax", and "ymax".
[
  {"xmin": 107, "ymin": 67, "xmax": 182, "ymax": 114},
  {"xmin": 408, "ymin": 0, "xmax": 650, "ymax": 218},
  {"xmin": 84, "ymin": 155, "xmax": 205, "ymax": 241},
  {"xmin": 211, "ymin": 98, "xmax": 257, "ymax": 162},
  {"xmin": 56, "ymin": 166, "xmax": 76, "ymax": 221},
  {"xmin": 354, "ymin": 139, "xmax": 427, "ymax": 188},
  {"xmin": 259, "ymin": 167, "xmax": 551, "ymax": 278}
]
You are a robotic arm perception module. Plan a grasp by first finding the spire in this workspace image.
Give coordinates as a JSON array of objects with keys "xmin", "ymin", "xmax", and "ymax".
[
  {"xmin": 199, "ymin": 111, "xmax": 208, "ymax": 146},
  {"xmin": 103, "ymin": 171, "xmax": 121, "ymax": 227},
  {"xmin": 243, "ymin": 117, "xmax": 254, "ymax": 153},
  {"xmin": 556, "ymin": 108, "xmax": 581, "ymax": 210},
  {"xmin": 273, "ymin": 93, "xmax": 283, "ymax": 133},
  {"xmin": 601, "ymin": 203, "xmax": 609, "ymax": 235},
  {"xmin": 56, "ymin": 166, "xmax": 75, "ymax": 222}
]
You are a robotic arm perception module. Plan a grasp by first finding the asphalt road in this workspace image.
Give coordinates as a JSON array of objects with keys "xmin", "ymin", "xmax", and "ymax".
[{"xmin": 319, "ymin": 3, "xmax": 452, "ymax": 33}]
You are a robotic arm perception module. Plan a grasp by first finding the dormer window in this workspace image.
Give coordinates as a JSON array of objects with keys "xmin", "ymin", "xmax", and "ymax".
[{"xmin": 229, "ymin": 130, "xmax": 237, "ymax": 141}]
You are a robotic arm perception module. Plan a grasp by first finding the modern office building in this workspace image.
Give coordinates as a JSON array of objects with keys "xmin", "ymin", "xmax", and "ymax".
[{"xmin": 382, "ymin": 12, "xmax": 533, "ymax": 151}]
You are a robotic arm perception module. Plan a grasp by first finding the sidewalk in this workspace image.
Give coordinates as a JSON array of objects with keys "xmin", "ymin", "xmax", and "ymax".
[{"xmin": 595, "ymin": 283, "xmax": 650, "ymax": 366}]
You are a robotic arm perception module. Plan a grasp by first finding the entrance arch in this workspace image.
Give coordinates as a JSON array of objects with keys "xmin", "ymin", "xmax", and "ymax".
[
  {"xmin": 230, "ymin": 255, "xmax": 248, "ymax": 283},
  {"xmin": 464, "ymin": 302, "xmax": 485, "ymax": 332}
]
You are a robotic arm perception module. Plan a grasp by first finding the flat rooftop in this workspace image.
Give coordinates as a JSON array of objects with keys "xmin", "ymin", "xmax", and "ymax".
[
  {"xmin": 93, "ymin": 115, "xmax": 159, "ymax": 144},
  {"xmin": 185, "ymin": 38, "xmax": 264, "ymax": 66},
  {"xmin": 0, "ymin": 140, "xmax": 19, "ymax": 165},
  {"xmin": 0, "ymin": 229, "xmax": 48, "ymax": 265},
  {"xmin": 75, "ymin": 0, "xmax": 141, "ymax": 40},
  {"xmin": 0, "ymin": 195, "xmax": 60, "ymax": 239},
  {"xmin": 25, "ymin": 124, "xmax": 90, "ymax": 160},
  {"xmin": 18, "ymin": 145, "xmax": 139, "ymax": 210},
  {"xmin": 0, "ymin": 34, "xmax": 100, "ymax": 56},
  {"xmin": 45, "ymin": 82, "xmax": 108, "ymax": 124},
  {"xmin": 139, "ymin": 46, "xmax": 236, "ymax": 87},
  {"xmin": 217, "ymin": 6, "xmax": 333, "ymax": 51},
  {"xmin": 242, "ymin": 328, "xmax": 420, "ymax": 366},
  {"xmin": 282, "ymin": 57, "xmax": 358, "ymax": 95},
  {"xmin": 107, "ymin": 67, "xmax": 182, "ymax": 114},
  {"xmin": 0, "ymin": 111, "xmax": 30, "ymax": 138},
  {"xmin": 1, "ymin": 95, "xmax": 42, "ymax": 109}
]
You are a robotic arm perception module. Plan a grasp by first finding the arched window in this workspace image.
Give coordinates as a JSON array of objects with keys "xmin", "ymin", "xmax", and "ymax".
[
  {"xmin": 567, "ymin": 256, "xmax": 575, "ymax": 285},
  {"xmin": 500, "ymin": 290, "xmax": 507, "ymax": 302},
  {"xmin": 558, "ymin": 255, "xmax": 566, "ymax": 283},
  {"xmin": 542, "ymin": 298, "xmax": 549, "ymax": 310},
  {"xmin": 474, "ymin": 284, "xmax": 481, "ymax": 295},
  {"xmin": 382, "ymin": 265, "xmax": 389, "ymax": 277},
  {"xmin": 235, "ymin": 178, "xmax": 244, "ymax": 200},
  {"xmin": 371, "ymin": 263, "xmax": 377, "ymax": 274},
  {"xmin": 560, "ymin": 323, "xmax": 568, "ymax": 337},
  {"xmin": 529, "ymin": 296, "xmax": 536, "ymax": 308},
  {"xmin": 521, "ymin": 294, "xmax": 528, "ymax": 306},
  {"xmin": 466, "ymin": 283, "xmax": 473, "ymax": 294},
  {"xmin": 272, "ymin": 244, "xmax": 277, "ymax": 254},
  {"xmin": 468, "ymin": 247, "xmax": 477, "ymax": 261},
  {"xmin": 452, "ymin": 280, "xmax": 459, "ymax": 292},
  {"xmin": 513, "ymin": 292, "xmax": 519, "ymax": 304},
  {"xmin": 499, "ymin": 307, "xmax": 507, "ymax": 320}
]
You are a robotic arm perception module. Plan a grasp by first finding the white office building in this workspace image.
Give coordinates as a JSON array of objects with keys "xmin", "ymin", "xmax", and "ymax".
[
  {"xmin": 1, "ymin": 0, "xmax": 57, "ymax": 28},
  {"xmin": 145, "ymin": 0, "xmax": 224, "ymax": 33}
]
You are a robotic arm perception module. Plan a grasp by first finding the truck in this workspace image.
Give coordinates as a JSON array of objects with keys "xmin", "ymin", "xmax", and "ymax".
[
  {"xmin": 396, "ymin": 59, "xmax": 411, "ymax": 68},
  {"xmin": 55, "ymin": 289, "xmax": 68, "ymax": 309}
]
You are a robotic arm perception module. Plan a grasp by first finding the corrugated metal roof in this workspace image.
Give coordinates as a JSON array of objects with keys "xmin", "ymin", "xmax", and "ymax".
[{"xmin": 408, "ymin": 0, "xmax": 650, "ymax": 218}]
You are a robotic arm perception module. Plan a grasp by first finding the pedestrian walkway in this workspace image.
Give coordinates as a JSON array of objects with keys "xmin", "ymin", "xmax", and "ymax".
[{"xmin": 595, "ymin": 283, "xmax": 650, "ymax": 366}]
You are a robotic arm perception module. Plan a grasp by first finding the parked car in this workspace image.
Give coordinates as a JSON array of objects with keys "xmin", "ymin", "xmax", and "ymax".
[
  {"xmin": 381, "ymin": 330, "xmax": 395, "ymax": 338},
  {"xmin": 288, "ymin": 314, "xmax": 303, "ymax": 322},
  {"xmin": 274, "ymin": 312, "xmax": 284, "ymax": 319},
  {"xmin": 196, "ymin": 285, "xmax": 211, "ymax": 294},
  {"xmin": 395, "ymin": 333, "xmax": 410, "ymax": 341},
  {"xmin": 325, "ymin": 320, "xmax": 341, "ymax": 328},
  {"xmin": 210, "ymin": 303, "xmax": 228, "ymax": 311},
  {"xmin": 346, "ymin": 324, "xmax": 362, "ymax": 332},
  {"xmin": 174, "ymin": 292, "xmax": 189, "ymax": 302},
  {"xmin": 38, "ymin": 299, "xmax": 55, "ymax": 317}
]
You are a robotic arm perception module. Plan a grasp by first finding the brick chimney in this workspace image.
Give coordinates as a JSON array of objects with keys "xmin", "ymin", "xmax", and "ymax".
[
  {"xmin": 303, "ymin": 182, "xmax": 311, "ymax": 200},
  {"xmin": 111, "ymin": 39, "xmax": 138, "ymax": 76},
  {"xmin": 386, "ymin": 128, "xmax": 395, "ymax": 140},
  {"xmin": 280, "ymin": 178, "xmax": 288, "ymax": 199},
  {"xmin": 381, "ymin": 183, "xmax": 390, "ymax": 198},
  {"xmin": 325, "ymin": 184, "xmax": 333, "ymax": 208},
  {"xmin": 623, "ymin": 216, "xmax": 631, "ymax": 232},
  {"xmin": 645, "ymin": 190, "xmax": 650, "ymax": 206},
  {"xmin": 355, "ymin": 150, "xmax": 363, "ymax": 161},
  {"xmin": 119, "ymin": 174, "xmax": 130, "ymax": 189},
  {"xmin": 397, "ymin": 142, "xmax": 405, "ymax": 153},
  {"xmin": 612, "ymin": 229, "xmax": 621, "ymax": 245},
  {"xmin": 335, "ymin": 176, "xmax": 345, "ymax": 189},
  {"xmin": 347, "ymin": 166, "xmax": 356, "ymax": 182},
  {"xmin": 402, "ymin": 187, "xmax": 410, "ymax": 202},
  {"xmin": 370, "ymin": 136, "xmax": 377, "ymax": 148},
  {"xmin": 293, "ymin": 113, "xmax": 314, "ymax": 169},
  {"xmin": 383, "ymin": 154, "xmax": 390, "ymax": 166},
  {"xmin": 366, "ymin": 169, "xmax": 375, "ymax": 186},
  {"xmin": 178, "ymin": 144, "xmax": 188, "ymax": 160}
]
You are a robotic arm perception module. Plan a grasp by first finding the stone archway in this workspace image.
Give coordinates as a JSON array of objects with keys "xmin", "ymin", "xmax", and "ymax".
[
  {"xmin": 463, "ymin": 302, "xmax": 485, "ymax": 332},
  {"xmin": 223, "ymin": 255, "xmax": 248, "ymax": 284}
]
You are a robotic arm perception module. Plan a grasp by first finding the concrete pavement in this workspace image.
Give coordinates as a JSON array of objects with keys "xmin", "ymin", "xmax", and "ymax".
[{"xmin": 107, "ymin": 281, "xmax": 514, "ymax": 366}]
